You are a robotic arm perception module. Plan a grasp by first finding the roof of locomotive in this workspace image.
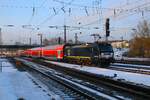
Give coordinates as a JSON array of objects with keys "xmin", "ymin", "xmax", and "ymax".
[{"xmin": 64, "ymin": 42, "xmax": 111, "ymax": 48}]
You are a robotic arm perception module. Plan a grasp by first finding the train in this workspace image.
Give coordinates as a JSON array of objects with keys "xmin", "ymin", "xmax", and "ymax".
[{"xmin": 20, "ymin": 42, "xmax": 114, "ymax": 67}]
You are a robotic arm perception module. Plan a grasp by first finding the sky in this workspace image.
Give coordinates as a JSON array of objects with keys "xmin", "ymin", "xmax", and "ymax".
[{"xmin": 0, "ymin": 0, "xmax": 150, "ymax": 45}]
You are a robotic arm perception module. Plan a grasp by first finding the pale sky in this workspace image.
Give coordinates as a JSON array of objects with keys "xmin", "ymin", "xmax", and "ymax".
[{"xmin": 0, "ymin": 0, "xmax": 150, "ymax": 45}]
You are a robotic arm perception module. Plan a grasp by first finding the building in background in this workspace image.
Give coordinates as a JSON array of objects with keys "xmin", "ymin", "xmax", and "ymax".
[{"xmin": 110, "ymin": 40, "xmax": 129, "ymax": 48}]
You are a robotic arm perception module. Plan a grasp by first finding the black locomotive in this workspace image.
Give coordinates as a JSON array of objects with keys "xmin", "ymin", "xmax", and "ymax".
[{"xmin": 64, "ymin": 42, "xmax": 114, "ymax": 67}]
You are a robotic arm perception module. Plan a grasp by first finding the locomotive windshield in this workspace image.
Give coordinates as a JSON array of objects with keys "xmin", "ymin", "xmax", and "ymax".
[
  {"xmin": 72, "ymin": 47, "xmax": 92, "ymax": 57},
  {"xmin": 98, "ymin": 44, "xmax": 113, "ymax": 52}
]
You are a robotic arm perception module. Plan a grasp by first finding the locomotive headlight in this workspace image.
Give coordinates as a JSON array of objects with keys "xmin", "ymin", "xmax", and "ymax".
[
  {"xmin": 100, "ymin": 53, "xmax": 105, "ymax": 58},
  {"xmin": 110, "ymin": 53, "xmax": 114, "ymax": 56},
  {"xmin": 101, "ymin": 53, "xmax": 104, "ymax": 56},
  {"xmin": 100, "ymin": 52, "xmax": 113, "ymax": 58},
  {"xmin": 100, "ymin": 53, "xmax": 104, "ymax": 57}
]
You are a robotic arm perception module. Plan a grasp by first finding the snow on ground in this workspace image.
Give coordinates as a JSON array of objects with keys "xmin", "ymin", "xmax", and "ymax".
[
  {"xmin": 123, "ymin": 57, "xmax": 150, "ymax": 61},
  {"xmin": 0, "ymin": 58, "xmax": 17, "ymax": 72},
  {"xmin": 1, "ymin": 62, "xmax": 17, "ymax": 72},
  {"xmin": 0, "ymin": 72, "xmax": 52, "ymax": 100},
  {"xmin": 1, "ymin": 67, "xmax": 17, "ymax": 72},
  {"xmin": 45, "ymin": 61, "xmax": 150, "ymax": 87},
  {"xmin": 0, "ymin": 58, "xmax": 60, "ymax": 100}
]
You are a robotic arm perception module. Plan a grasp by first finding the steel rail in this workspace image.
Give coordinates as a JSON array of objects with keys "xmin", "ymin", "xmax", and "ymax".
[{"xmin": 108, "ymin": 66, "xmax": 150, "ymax": 75}]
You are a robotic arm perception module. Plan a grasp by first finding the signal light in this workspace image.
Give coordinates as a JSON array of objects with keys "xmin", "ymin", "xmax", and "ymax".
[{"xmin": 105, "ymin": 18, "xmax": 110, "ymax": 37}]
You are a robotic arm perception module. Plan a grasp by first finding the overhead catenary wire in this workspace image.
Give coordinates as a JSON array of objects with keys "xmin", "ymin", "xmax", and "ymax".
[
  {"xmin": 69, "ymin": 0, "xmax": 150, "ymax": 24},
  {"xmin": 1, "ymin": 1, "xmax": 150, "ymax": 34},
  {"xmin": 36, "ymin": 0, "xmax": 74, "ymax": 27},
  {"xmin": 26, "ymin": 0, "xmax": 49, "ymax": 26},
  {"xmin": 70, "ymin": 1, "xmax": 150, "ymax": 29},
  {"xmin": 0, "ymin": 2, "xmax": 150, "ymax": 13},
  {"xmin": 27, "ymin": 0, "xmax": 75, "ymax": 42}
]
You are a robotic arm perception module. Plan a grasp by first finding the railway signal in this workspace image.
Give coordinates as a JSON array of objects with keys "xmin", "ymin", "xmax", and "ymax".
[{"xmin": 105, "ymin": 18, "xmax": 110, "ymax": 37}]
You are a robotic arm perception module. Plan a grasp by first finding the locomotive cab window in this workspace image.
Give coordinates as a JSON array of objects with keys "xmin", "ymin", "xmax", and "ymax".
[
  {"xmin": 98, "ymin": 44, "xmax": 113, "ymax": 52},
  {"xmin": 64, "ymin": 46, "xmax": 71, "ymax": 56},
  {"xmin": 92, "ymin": 47, "xmax": 99, "ymax": 56},
  {"xmin": 72, "ymin": 47, "xmax": 92, "ymax": 57}
]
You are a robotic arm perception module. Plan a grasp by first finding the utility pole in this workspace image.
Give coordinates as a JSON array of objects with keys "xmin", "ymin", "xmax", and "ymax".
[
  {"xmin": 64, "ymin": 25, "xmax": 67, "ymax": 44},
  {"xmin": 121, "ymin": 36, "xmax": 124, "ymax": 48},
  {"xmin": 58, "ymin": 37, "xmax": 61, "ymax": 44},
  {"xmin": 38, "ymin": 34, "xmax": 42, "ymax": 46},
  {"xmin": 75, "ymin": 33, "xmax": 78, "ymax": 44},
  {"xmin": 49, "ymin": 25, "xmax": 67, "ymax": 44},
  {"xmin": 29, "ymin": 37, "xmax": 31, "ymax": 45},
  {"xmin": 41, "ymin": 35, "xmax": 43, "ymax": 46},
  {"xmin": 75, "ymin": 32, "xmax": 82, "ymax": 44},
  {"xmin": 38, "ymin": 33, "xmax": 43, "ymax": 57}
]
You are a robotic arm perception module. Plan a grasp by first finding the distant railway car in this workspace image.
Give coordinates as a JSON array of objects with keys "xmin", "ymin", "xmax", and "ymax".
[
  {"xmin": 19, "ymin": 51, "xmax": 25, "ymax": 56},
  {"xmin": 20, "ymin": 49, "xmax": 31, "ymax": 57},
  {"xmin": 20, "ymin": 42, "xmax": 114, "ymax": 67}
]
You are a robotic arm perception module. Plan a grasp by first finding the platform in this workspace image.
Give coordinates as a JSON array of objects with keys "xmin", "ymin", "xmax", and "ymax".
[{"xmin": 0, "ymin": 58, "xmax": 59, "ymax": 100}]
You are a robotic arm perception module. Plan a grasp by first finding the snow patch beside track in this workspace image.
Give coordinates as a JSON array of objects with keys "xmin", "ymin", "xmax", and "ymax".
[{"xmin": 46, "ymin": 60, "xmax": 150, "ymax": 87}]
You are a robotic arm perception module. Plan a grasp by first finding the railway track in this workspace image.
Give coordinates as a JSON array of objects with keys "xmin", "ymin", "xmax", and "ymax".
[
  {"xmin": 15, "ymin": 58, "xmax": 150, "ymax": 99},
  {"xmin": 115, "ymin": 59, "xmax": 150, "ymax": 66},
  {"xmin": 15, "ymin": 58, "xmax": 120, "ymax": 100},
  {"xmin": 112, "ymin": 63, "xmax": 150, "ymax": 70},
  {"xmin": 23, "ymin": 57, "xmax": 150, "ymax": 75},
  {"xmin": 108, "ymin": 65, "xmax": 150, "ymax": 75}
]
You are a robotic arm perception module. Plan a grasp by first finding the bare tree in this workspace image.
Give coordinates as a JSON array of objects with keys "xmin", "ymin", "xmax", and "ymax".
[
  {"xmin": 133, "ymin": 20, "xmax": 150, "ymax": 38},
  {"xmin": 129, "ymin": 20, "xmax": 150, "ymax": 57}
]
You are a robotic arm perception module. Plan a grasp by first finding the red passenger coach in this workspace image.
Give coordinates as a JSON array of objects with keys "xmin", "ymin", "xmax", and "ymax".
[
  {"xmin": 42, "ymin": 45, "xmax": 65, "ymax": 61},
  {"xmin": 20, "ymin": 45, "xmax": 65, "ymax": 61},
  {"xmin": 30, "ymin": 47, "xmax": 41, "ymax": 57}
]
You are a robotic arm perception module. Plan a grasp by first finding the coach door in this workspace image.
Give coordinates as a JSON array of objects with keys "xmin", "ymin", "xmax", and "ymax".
[{"xmin": 57, "ymin": 50, "xmax": 61, "ymax": 59}]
